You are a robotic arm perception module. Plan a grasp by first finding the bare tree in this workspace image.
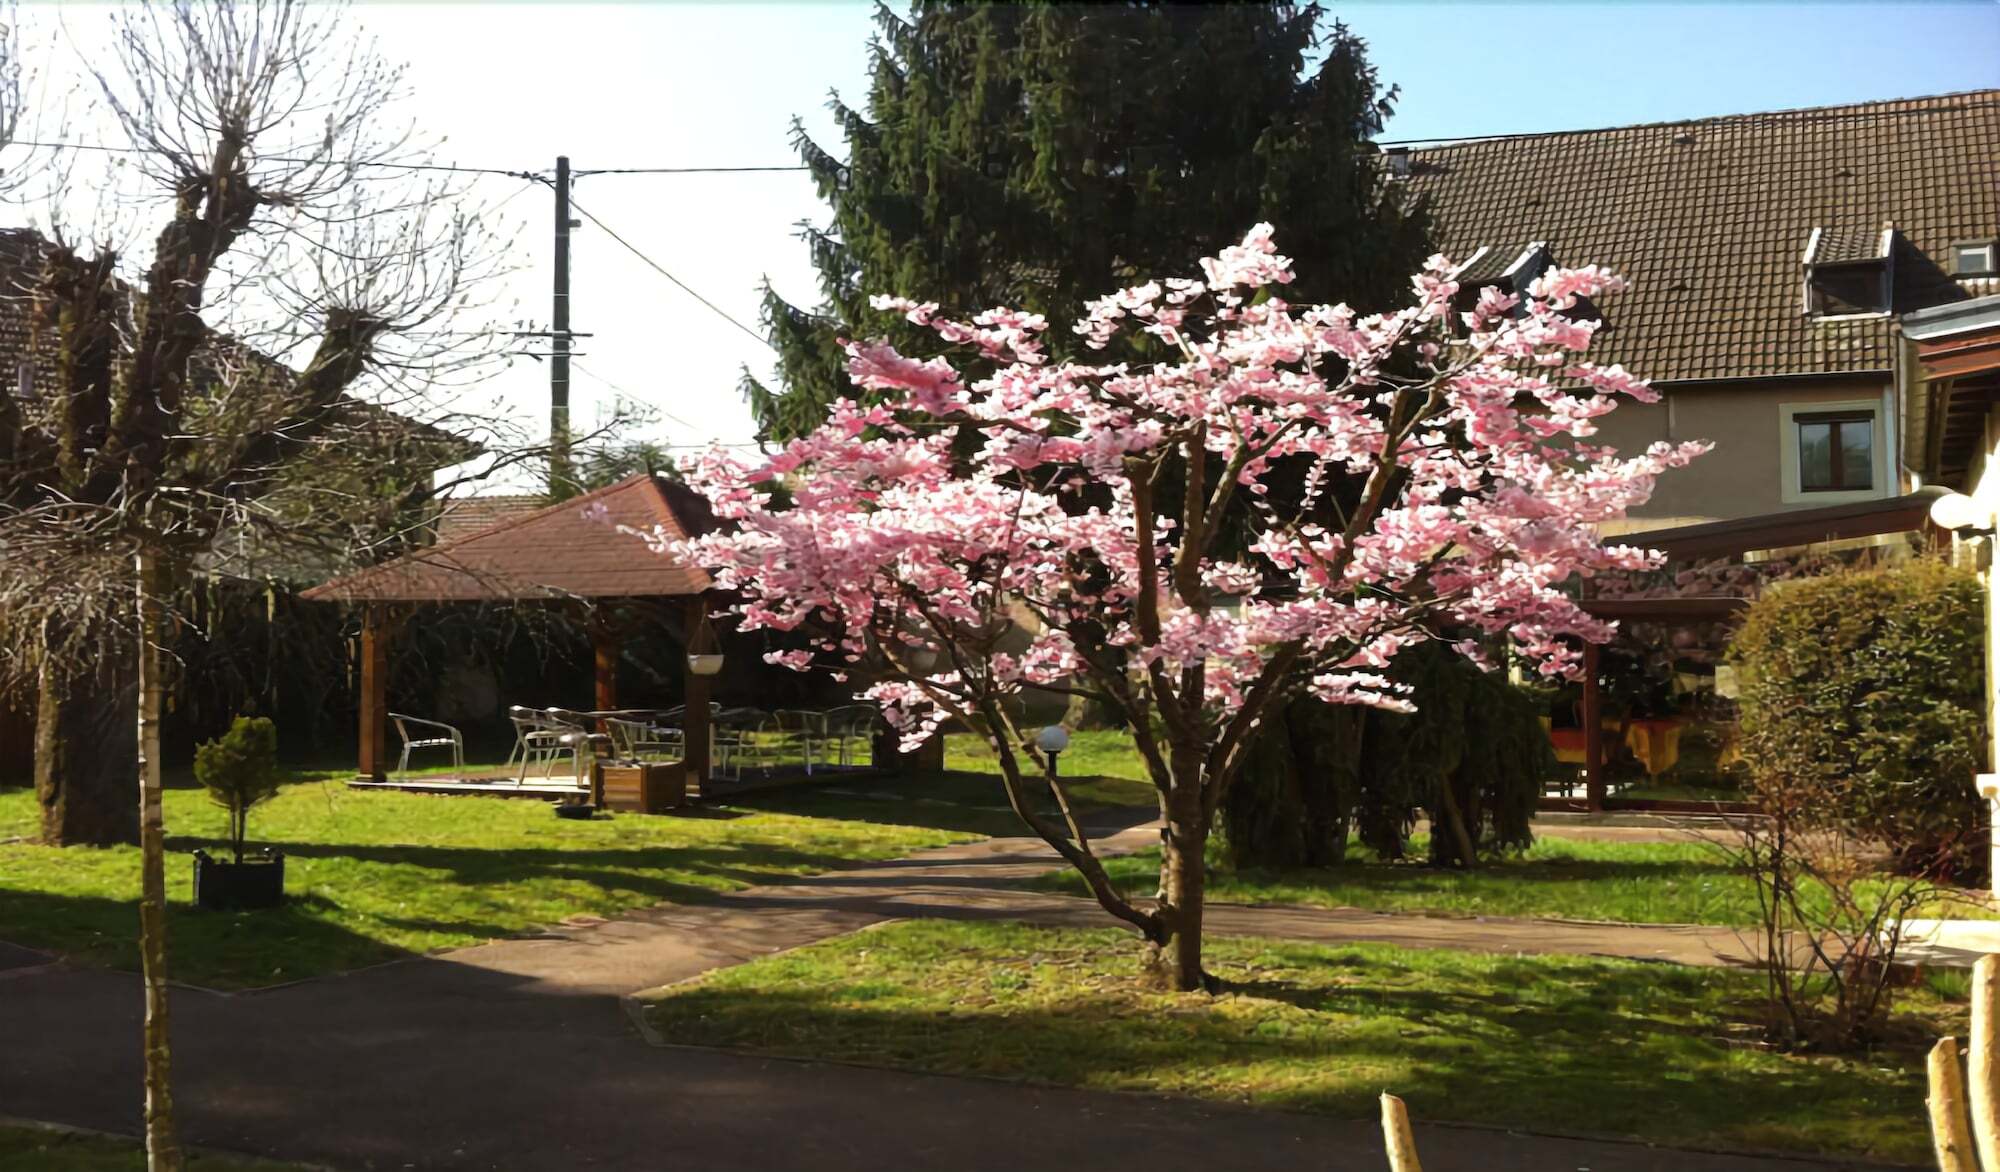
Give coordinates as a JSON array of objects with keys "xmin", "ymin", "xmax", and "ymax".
[{"xmin": 0, "ymin": 3, "xmax": 519, "ymax": 1166}]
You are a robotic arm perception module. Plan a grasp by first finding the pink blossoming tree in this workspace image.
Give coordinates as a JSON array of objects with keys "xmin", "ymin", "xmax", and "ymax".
[{"xmin": 654, "ymin": 225, "xmax": 1704, "ymax": 990}]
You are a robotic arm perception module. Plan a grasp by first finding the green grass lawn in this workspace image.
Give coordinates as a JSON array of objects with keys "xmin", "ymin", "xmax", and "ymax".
[
  {"xmin": 1027, "ymin": 835, "xmax": 1996, "ymax": 929},
  {"xmin": 0, "ymin": 1124, "xmax": 307, "ymax": 1171},
  {"xmin": 0, "ymin": 735, "xmax": 1151, "ymax": 990},
  {"xmin": 640, "ymin": 919, "xmax": 1947, "ymax": 1161}
]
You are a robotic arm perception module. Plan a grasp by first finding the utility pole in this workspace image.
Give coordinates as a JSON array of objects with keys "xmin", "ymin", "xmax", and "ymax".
[{"xmin": 550, "ymin": 154, "xmax": 575, "ymax": 496}]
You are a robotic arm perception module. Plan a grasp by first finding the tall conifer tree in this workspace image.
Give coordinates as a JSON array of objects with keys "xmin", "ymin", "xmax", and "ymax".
[{"xmin": 745, "ymin": 1, "xmax": 1431, "ymax": 440}]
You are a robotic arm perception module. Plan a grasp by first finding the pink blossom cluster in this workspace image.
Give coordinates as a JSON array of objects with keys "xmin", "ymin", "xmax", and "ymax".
[{"xmin": 649, "ymin": 225, "xmax": 1705, "ymax": 750}]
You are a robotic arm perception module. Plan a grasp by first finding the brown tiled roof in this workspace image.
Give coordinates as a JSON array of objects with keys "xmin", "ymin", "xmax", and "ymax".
[
  {"xmin": 300, "ymin": 473, "xmax": 715, "ymax": 602},
  {"xmin": 1405, "ymin": 90, "xmax": 2000, "ymax": 383},
  {"xmin": 433, "ymin": 495, "xmax": 547, "ymax": 544},
  {"xmin": 0, "ymin": 227, "xmax": 471, "ymax": 458}
]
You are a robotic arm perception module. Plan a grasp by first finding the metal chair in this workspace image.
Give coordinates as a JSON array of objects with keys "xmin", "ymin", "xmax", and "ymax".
[
  {"xmin": 390, "ymin": 713, "xmax": 464, "ymax": 777},
  {"xmin": 508, "ymin": 706, "xmax": 584, "ymax": 782},
  {"xmin": 606, "ymin": 716, "xmax": 681, "ymax": 762},
  {"xmin": 774, "ymin": 709, "xmax": 829, "ymax": 774},
  {"xmin": 714, "ymin": 708, "xmax": 776, "ymax": 780},
  {"xmin": 824, "ymin": 704, "xmax": 877, "ymax": 768}
]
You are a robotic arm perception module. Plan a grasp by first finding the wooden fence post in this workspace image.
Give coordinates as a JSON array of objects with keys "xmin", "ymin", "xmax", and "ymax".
[
  {"xmin": 1932, "ymin": 1037, "xmax": 1980, "ymax": 1172},
  {"xmin": 1380, "ymin": 1093, "xmax": 1423, "ymax": 1172},
  {"xmin": 1971, "ymin": 954, "xmax": 2000, "ymax": 1168}
]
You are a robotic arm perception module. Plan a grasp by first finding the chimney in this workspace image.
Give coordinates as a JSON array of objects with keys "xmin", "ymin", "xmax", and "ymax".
[{"xmin": 1383, "ymin": 146, "xmax": 1412, "ymax": 179}]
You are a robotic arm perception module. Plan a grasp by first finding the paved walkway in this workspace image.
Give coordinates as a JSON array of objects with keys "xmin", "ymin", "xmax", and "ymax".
[{"xmin": 0, "ymin": 822, "xmax": 1881, "ymax": 1171}]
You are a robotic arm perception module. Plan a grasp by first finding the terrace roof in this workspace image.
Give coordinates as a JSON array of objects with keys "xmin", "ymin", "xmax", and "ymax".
[{"xmin": 301, "ymin": 472, "xmax": 714, "ymax": 603}]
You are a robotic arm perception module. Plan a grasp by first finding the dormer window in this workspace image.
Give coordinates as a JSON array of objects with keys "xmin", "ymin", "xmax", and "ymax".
[
  {"xmin": 1953, "ymin": 240, "xmax": 1998, "ymax": 278},
  {"xmin": 1448, "ymin": 241, "xmax": 1604, "ymax": 333},
  {"xmin": 1803, "ymin": 224, "xmax": 1894, "ymax": 317}
]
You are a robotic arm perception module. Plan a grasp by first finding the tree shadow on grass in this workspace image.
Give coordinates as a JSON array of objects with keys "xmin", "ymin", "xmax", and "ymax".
[
  {"xmin": 644, "ymin": 948, "xmax": 1927, "ymax": 1161},
  {"xmin": 0, "ymin": 887, "xmax": 430, "ymax": 991},
  {"xmin": 733, "ymin": 769, "xmax": 1151, "ymax": 838}
]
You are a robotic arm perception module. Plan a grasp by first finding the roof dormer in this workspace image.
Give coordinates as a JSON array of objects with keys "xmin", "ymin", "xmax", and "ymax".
[{"xmin": 1803, "ymin": 223, "xmax": 1895, "ymax": 318}]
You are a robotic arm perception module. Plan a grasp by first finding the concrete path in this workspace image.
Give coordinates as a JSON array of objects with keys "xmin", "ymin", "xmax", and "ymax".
[
  {"xmin": 0, "ymin": 823, "xmax": 1877, "ymax": 1171},
  {"xmin": 442, "ymin": 824, "xmax": 1757, "ymax": 999}
]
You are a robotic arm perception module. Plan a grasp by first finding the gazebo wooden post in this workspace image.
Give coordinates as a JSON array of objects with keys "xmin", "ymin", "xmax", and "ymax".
[
  {"xmin": 1582, "ymin": 639, "xmax": 1605, "ymax": 813},
  {"xmin": 357, "ymin": 604, "xmax": 392, "ymax": 782},
  {"xmin": 590, "ymin": 608, "xmax": 618, "ymax": 726},
  {"xmin": 681, "ymin": 594, "xmax": 712, "ymax": 794}
]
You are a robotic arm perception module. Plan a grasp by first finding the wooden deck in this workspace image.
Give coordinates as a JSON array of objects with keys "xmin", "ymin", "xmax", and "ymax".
[
  {"xmin": 346, "ymin": 762, "xmax": 893, "ymax": 801},
  {"xmin": 347, "ymin": 774, "xmax": 588, "ymax": 798}
]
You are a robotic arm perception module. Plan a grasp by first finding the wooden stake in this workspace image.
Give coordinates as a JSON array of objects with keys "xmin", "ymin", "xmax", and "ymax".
[
  {"xmin": 1971, "ymin": 954, "xmax": 2000, "ymax": 1169},
  {"xmin": 1932, "ymin": 1037, "xmax": 1980, "ymax": 1172},
  {"xmin": 1380, "ymin": 1093, "xmax": 1423, "ymax": 1172}
]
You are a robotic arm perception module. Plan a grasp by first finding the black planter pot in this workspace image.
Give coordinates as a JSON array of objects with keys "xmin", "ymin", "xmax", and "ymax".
[{"xmin": 192, "ymin": 849, "xmax": 286, "ymax": 911}]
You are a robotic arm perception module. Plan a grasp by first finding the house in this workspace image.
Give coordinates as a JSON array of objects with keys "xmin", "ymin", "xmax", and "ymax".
[{"xmin": 1398, "ymin": 89, "xmax": 2000, "ymax": 534}]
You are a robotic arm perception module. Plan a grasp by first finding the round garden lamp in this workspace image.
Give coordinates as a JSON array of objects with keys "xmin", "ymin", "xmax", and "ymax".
[{"xmin": 1036, "ymin": 724, "xmax": 1071, "ymax": 777}]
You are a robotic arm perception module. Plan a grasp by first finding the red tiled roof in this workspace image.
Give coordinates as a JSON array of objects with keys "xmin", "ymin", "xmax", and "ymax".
[
  {"xmin": 301, "ymin": 473, "xmax": 713, "ymax": 602},
  {"xmin": 433, "ymin": 495, "xmax": 547, "ymax": 544},
  {"xmin": 1404, "ymin": 90, "xmax": 2000, "ymax": 383}
]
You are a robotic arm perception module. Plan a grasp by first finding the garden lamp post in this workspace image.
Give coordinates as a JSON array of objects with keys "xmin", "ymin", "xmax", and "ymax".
[
  {"xmin": 1036, "ymin": 724, "xmax": 1070, "ymax": 779},
  {"xmin": 1930, "ymin": 490, "xmax": 2000, "ymax": 895}
]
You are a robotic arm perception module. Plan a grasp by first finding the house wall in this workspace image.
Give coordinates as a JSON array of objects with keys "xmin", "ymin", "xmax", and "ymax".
[{"xmin": 1590, "ymin": 375, "xmax": 1897, "ymax": 533}]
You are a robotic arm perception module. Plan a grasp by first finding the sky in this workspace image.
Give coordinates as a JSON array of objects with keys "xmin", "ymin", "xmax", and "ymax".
[{"xmin": 8, "ymin": 1, "xmax": 1999, "ymax": 489}]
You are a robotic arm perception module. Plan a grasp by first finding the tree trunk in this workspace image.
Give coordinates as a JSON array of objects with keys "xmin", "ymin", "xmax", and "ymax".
[
  {"xmin": 35, "ymin": 628, "xmax": 139, "ymax": 846},
  {"xmin": 134, "ymin": 550, "xmax": 183, "ymax": 1172},
  {"xmin": 1153, "ymin": 768, "xmax": 1212, "ymax": 992}
]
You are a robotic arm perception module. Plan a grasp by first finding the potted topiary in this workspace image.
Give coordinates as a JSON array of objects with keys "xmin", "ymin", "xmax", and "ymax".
[{"xmin": 191, "ymin": 715, "xmax": 286, "ymax": 911}]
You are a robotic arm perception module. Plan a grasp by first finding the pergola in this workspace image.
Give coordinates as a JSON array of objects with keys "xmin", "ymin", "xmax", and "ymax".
[
  {"xmin": 301, "ymin": 472, "xmax": 717, "ymax": 786},
  {"xmin": 1566, "ymin": 488, "xmax": 1948, "ymax": 810}
]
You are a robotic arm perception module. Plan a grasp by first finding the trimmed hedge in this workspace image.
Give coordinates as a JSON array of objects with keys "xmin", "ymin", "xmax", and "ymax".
[{"xmin": 1727, "ymin": 558, "xmax": 1988, "ymax": 881}]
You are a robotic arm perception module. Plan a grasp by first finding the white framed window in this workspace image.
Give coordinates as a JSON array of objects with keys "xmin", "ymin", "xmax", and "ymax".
[
  {"xmin": 1954, "ymin": 240, "xmax": 1998, "ymax": 278},
  {"xmin": 1779, "ymin": 399, "xmax": 1887, "ymax": 505}
]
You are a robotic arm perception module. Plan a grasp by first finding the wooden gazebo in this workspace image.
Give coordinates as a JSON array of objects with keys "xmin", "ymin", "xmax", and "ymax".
[{"xmin": 301, "ymin": 472, "xmax": 717, "ymax": 786}]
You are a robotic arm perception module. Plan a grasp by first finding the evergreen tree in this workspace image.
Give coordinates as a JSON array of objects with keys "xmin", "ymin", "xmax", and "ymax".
[{"xmin": 746, "ymin": 1, "xmax": 1431, "ymax": 440}]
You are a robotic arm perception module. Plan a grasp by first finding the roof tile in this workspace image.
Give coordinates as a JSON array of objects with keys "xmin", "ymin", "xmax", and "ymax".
[
  {"xmin": 301, "ymin": 473, "xmax": 714, "ymax": 602},
  {"xmin": 1405, "ymin": 90, "xmax": 2000, "ymax": 382}
]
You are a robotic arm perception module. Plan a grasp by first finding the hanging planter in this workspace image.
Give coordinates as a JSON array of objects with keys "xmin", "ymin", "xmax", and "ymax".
[{"xmin": 685, "ymin": 605, "xmax": 726, "ymax": 676}]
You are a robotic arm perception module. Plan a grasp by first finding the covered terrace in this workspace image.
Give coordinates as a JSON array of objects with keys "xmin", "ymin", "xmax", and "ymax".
[{"xmin": 1563, "ymin": 488, "xmax": 1948, "ymax": 811}]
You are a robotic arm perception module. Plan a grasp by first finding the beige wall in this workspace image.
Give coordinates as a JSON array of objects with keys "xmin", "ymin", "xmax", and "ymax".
[{"xmin": 1591, "ymin": 376, "xmax": 1895, "ymax": 532}]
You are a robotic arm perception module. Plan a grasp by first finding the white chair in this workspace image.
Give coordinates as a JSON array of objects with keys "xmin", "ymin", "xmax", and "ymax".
[
  {"xmin": 606, "ymin": 716, "xmax": 680, "ymax": 761},
  {"xmin": 774, "ymin": 709, "xmax": 828, "ymax": 774},
  {"xmin": 825, "ymin": 705, "xmax": 877, "ymax": 768},
  {"xmin": 508, "ymin": 706, "xmax": 583, "ymax": 783},
  {"xmin": 557, "ymin": 731, "xmax": 610, "ymax": 789},
  {"xmin": 390, "ymin": 713, "xmax": 464, "ymax": 777}
]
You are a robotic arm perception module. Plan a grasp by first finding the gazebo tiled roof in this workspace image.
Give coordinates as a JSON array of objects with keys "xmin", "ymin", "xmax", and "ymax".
[{"xmin": 301, "ymin": 472, "xmax": 714, "ymax": 603}]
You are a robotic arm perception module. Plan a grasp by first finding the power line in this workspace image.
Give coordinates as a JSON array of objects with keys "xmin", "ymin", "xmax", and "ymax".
[
  {"xmin": 570, "ymin": 360, "xmax": 707, "ymax": 437},
  {"xmin": 563, "ymin": 194, "xmax": 773, "ymax": 352},
  {"xmin": 8, "ymin": 137, "xmax": 546, "ymax": 178},
  {"xmin": 7, "ymin": 137, "xmax": 812, "ymax": 178},
  {"xmin": 576, "ymin": 165, "xmax": 809, "ymax": 176}
]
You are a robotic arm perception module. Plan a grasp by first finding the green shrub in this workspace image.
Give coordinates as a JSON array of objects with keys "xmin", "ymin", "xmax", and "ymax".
[
  {"xmin": 1727, "ymin": 558, "xmax": 1988, "ymax": 881},
  {"xmin": 192, "ymin": 715, "xmax": 281, "ymax": 862},
  {"xmin": 1225, "ymin": 643, "xmax": 1552, "ymax": 869}
]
